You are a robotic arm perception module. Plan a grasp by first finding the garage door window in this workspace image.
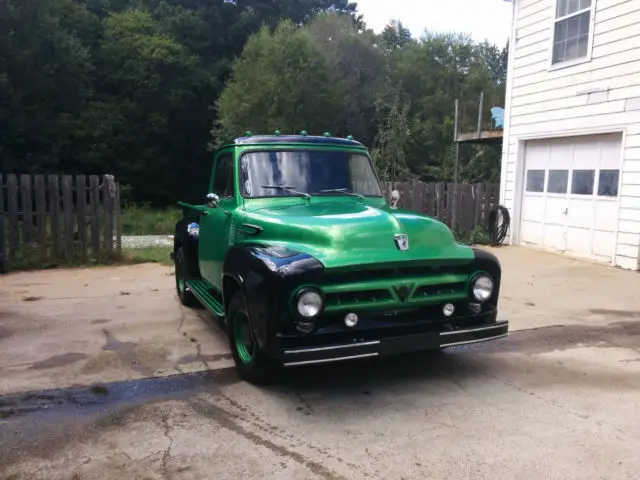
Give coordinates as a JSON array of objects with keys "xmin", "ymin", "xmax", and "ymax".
[
  {"xmin": 597, "ymin": 169, "xmax": 619, "ymax": 197},
  {"xmin": 571, "ymin": 169, "xmax": 594, "ymax": 195},
  {"xmin": 547, "ymin": 170, "xmax": 568, "ymax": 193},
  {"xmin": 526, "ymin": 170, "xmax": 545, "ymax": 192}
]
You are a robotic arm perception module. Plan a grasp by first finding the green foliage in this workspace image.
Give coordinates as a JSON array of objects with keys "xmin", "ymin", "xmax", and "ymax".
[
  {"xmin": 121, "ymin": 203, "xmax": 182, "ymax": 235},
  {"xmin": 453, "ymin": 226, "xmax": 491, "ymax": 246},
  {"xmin": 214, "ymin": 20, "xmax": 341, "ymax": 143},
  {"xmin": 1, "ymin": 0, "xmax": 507, "ymax": 206}
]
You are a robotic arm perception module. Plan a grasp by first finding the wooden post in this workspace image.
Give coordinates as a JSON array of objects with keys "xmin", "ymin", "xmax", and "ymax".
[
  {"xmin": 34, "ymin": 175, "xmax": 46, "ymax": 249},
  {"xmin": 0, "ymin": 174, "xmax": 5, "ymax": 272},
  {"xmin": 90, "ymin": 175, "xmax": 100, "ymax": 257},
  {"xmin": 62, "ymin": 175, "xmax": 74, "ymax": 255},
  {"xmin": 49, "ymin": 175, "xmax": 60, "ymax": 258},
  {"xmin": 103, "ymin": 175, "xmax": 114, "ymax": 254},
  {"xmin": 477, "ymin": 91, "xmax": 484, "ymax": 137},
  {"xmin": 20, "ymin": 174, "xmax": 33, "ymax": 244},
  {"xmin": 114, "ymin": 181, "xmax": 121, "ymax": 254},
  {"xmin": 76, "ymin": 175, "xmax": 87, "ymax": 260},
  {"xmin": 7, "ymin": 174, "xmax": 18, "ymax": 250},
  {"xmin": 453, "ymin": 100, "xmax": 459, "ymax": 231}
]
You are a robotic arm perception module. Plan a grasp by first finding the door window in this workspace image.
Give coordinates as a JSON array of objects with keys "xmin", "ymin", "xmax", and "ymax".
[
  {"xmin": 597, "ymin": 169, "xmax": 619, "ymax": 197},
  {"xmin": 547, "ymin": 170, "xmax": 569, "ymax": 194},
  {"xmin": 212, "ymin": 153, "xmax": 235, "ymax": 199},
  {"xmin": 571, "ymin": 169, "xmax": 595, "ymax": 195},
  {"xmin": 526, "ymin": 170, "xmax": 545, "ymax": 192}
]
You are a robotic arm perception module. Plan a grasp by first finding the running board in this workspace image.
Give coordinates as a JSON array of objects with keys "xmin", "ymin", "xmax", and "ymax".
[{"xmin": 185, "ymin": 279, "xmax": 225, "ymax": 317}]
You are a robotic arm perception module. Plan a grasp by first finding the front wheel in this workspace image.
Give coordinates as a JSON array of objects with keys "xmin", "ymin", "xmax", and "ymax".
[{"xmin": 227, "ymin": 292, "xmax": 280, "ymax": 384}]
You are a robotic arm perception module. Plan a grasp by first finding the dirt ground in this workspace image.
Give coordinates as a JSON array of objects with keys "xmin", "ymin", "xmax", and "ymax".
[{"xmin": 1, "ymin": 246, "xmax": 639, "ymax": 480}]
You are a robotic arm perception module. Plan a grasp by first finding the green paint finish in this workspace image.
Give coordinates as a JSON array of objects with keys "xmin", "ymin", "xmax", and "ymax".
[
  {"xmin": 236, "ymin": 201, "xmax": 473, "ymax": 269},
  {"xmin": 185, "ymin": 279, "xmax": 225, "ymax": 317},
  {"xmin": 178, "ymin": 135, "xmax": 479, "ymax": 321}
]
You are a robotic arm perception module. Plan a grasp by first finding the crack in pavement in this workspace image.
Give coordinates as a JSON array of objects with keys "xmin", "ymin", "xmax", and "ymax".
[
  {"xmin": 160, "ymin": 407, "xmax": 175, "ymax": 480},
  {"xmin": 189, "ymin": 398, "xmax": 352, "ymax": 480}
]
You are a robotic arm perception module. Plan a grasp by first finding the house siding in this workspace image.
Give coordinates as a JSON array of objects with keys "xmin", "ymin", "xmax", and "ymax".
[{"xmin": 501, "ymin": 0, "xmax": 640, "ymax": 270}]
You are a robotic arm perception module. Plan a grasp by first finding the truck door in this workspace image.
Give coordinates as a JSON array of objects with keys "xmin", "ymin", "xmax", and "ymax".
[{"xmin": 198, "ymin": 150, "xmax": 236, "ymax": 291}]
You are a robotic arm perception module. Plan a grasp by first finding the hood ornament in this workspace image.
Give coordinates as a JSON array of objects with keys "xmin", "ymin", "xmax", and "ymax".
[{"xmin": 394, "ymin": 234, "xmax": 409, "ymax": 251}]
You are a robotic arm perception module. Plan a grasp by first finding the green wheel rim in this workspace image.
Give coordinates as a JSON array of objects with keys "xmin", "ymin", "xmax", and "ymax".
[{"xmin": 234, "ymin": 312, "xmax": 254, "ymax": 364}]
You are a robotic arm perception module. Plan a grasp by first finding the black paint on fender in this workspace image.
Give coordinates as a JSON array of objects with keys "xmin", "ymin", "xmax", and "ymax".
[
  {"xmin": 223, "ymin": 244, "xmax": 325, "ymax": 353},
  {"xmin": 470, "ymin": 247, "xmax": 502, "ymax": 310}
]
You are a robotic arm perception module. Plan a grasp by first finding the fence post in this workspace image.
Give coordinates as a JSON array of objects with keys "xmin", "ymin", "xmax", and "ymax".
[
  {"xmin": 114, "ymin": 181, "xmax": 122, "ymax": 254},
  {"xmin": 20, "ymin": 174, "xmax": 33, "ymax": 244},
  {"xmin": 34, "ymin": 175, "xmax": 46, "ymax": 249},
  {"xmin": 0, "ymin": 174, "xmax": 5, "ymax": 273},
  {"xmin": 90, "ymin": 176, "xmax": 100, "ymax": 258},
  {"xmin": 76, "ymin": 175, "xmax": 88, "ymax": 260},
  {"xmin": 103, "ymin": 175, "xmax": 115, "ymax": 255},
  {"xmin": 48, "ymin": 175, "xmax": 60, "ymax": 258},
  {"xmin": 62, "ymin": 175, "xmax": 74, "ymax": 256},
  {"xmin": 7, "ymin": 174, "xmax": 18, "ymax": 250}
]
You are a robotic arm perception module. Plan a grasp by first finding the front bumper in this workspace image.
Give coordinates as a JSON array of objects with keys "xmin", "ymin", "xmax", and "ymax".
[{"xmin": 279, "ymin": 320, "xmax": 509, "ymax": 367}]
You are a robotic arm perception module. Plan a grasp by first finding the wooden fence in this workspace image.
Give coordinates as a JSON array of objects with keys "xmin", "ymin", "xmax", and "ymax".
[
  {"xmin": 0, "ymin": 174, "xmax": 121, "ymax": 272},
  {"xmin": 380, "ymin": 181, "xmax": 500, "ymax": 232}
]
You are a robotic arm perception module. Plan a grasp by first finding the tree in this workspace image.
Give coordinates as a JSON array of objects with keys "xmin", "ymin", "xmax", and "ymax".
[
  {"xmin": 214, "ymin": 20, "xmax": 341, "ymax": 142},
  {"xmin": 305, "ymin": 12, "xmax": 386, "ymax": 145},
  {"xmin": 378, "ymin": 20, "xmax": 413, "ymax": 53}
]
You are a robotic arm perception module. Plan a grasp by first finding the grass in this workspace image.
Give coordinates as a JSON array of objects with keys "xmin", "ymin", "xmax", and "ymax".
[
  {"xmin": 121, "ymin": 203, "xmax": 181, "ymax": 235},
  {"xmin": 121, "ymin": 245, "xmax": 174, "ymax": 266}
]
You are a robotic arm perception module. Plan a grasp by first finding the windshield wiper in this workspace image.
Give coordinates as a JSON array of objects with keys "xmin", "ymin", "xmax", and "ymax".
[
  {"xmin": 319, "ymin": 188, "xmax": 364, "ymax": 200},
  {"xmin": 261, "ymin": 185, "xmax": 311, "ymax": 199}
]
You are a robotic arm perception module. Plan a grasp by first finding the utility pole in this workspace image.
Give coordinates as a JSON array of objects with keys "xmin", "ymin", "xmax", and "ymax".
[{"xmin": 453, "ymin": 99, "xmax": 459, "ymax": 232}]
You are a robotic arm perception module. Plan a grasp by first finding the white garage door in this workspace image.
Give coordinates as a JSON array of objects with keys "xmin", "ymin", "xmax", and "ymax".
[{"xmin": 520, "ymin": 133, "xmax": 622, "ymax": 263}]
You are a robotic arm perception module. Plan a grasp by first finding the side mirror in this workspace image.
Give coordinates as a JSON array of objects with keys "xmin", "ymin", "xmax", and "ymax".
[
  {"xmin": 390, "ymin": 189, "xmax": 400, "ymax": 209},
  {"xmin": 206, "ymin": 193, "xmax": 220, "ymax": 208}
]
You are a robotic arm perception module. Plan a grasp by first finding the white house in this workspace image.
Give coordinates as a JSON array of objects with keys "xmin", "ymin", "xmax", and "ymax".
[{"xmin": 499, "ymin": 0, "xmax": 640, "ymax": 270}]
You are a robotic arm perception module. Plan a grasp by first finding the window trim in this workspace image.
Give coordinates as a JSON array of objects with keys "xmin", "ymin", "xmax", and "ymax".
[
  {"xmin": 208, "ymin": 148, "xmax": 236, "ymax": 200},
  {"xmin": 547, "ymin": 0, "xmax": 596, "ymax": 71}
]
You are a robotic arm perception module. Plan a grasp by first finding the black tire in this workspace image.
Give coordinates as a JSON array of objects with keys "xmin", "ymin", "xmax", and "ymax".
[
  {"xmin": 175, "ymin": 247, "xmax": 199, "ymax": 307},
  {"xmin": 227, "ymin": 291, "xmax": 281, "ymax": 384}
]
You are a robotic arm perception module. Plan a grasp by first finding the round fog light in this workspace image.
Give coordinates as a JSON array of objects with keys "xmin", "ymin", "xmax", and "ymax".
[
  {"xmin": 345, "ymin": 313, "xmax": 359, "ymax": 327},
  {"xmin": 443, "ymin": 303, "xmax": 455, "ymax": 317}
]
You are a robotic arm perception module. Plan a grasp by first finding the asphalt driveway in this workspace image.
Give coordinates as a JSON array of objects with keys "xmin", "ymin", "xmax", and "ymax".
[{"xmin": 1, "ymin": 246, "xmax": 639, "ymax": 479}]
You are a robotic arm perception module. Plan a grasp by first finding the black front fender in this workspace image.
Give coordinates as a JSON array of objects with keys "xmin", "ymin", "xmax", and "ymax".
[
  {"xmin": 223, "ymin": 244, "xmax": 325, "ymax": 352},
  {"xmin": 470, "ymin": 247, "xmax": 502, "ymax": 309}
]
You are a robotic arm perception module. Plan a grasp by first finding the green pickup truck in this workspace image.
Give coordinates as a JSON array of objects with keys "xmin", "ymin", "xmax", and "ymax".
[{"xmin": 172, "ymin": 132, "xmax": 508, "ymax": 384}]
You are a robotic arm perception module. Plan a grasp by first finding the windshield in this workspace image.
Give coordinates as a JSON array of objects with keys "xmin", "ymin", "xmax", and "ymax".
[{"xmin": 239, "ymin": 150, "xmax": 383, "ymax": 198}]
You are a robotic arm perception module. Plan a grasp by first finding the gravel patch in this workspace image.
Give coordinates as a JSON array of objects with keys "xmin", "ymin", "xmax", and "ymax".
[{"xmin": 121, "ymin": 235, "xmax": 173, "ymax": 249}]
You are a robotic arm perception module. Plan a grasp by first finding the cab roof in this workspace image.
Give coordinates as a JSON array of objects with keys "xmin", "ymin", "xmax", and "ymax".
[{"xmin": 223, "ymin": 134, "xmax": 364, "ymax": 148}]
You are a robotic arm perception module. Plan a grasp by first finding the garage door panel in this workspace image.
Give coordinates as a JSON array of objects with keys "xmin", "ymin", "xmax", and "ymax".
[
  {"xmin": 566, "ymin": 226, "xmax": 593, "ymax": 255},
  {"xmin": 592, "ymin": 230, "xmax": 616, "ymax": 257},
  {"xmin": 521, "ymin": 220, "xmax": 544, "ymax": 245},
  {"xmin": 593, "ymin": 201, "xmax": 619, "ymax": 231},
  {"xmin": 542, "ymin": 224, "xmax": 566, "ymax": 251},
  {"xmin": 521, "ymin": 196, "xmax": 545, "ymax": 222},
  {"xmin": 566, "ymin": 198, "xmax": 594, "ymax": 227},
  {"xmin": 521, "ymin": 133, "xmax": 622, "ymax": 263},
  {"xmin": 545, "ymin": 197, "xmax": 568, "ymax": 225}
]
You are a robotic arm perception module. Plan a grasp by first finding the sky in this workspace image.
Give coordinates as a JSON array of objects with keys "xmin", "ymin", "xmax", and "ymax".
[{"xmin": 355, "ymin": 0, "xmax": 513, "ymax": 47}]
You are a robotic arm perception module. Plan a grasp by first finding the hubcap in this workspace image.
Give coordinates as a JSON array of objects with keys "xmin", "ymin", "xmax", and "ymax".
[{"xmin": 234, "ymin": 312, "xmax": 254, "ymax": 364}]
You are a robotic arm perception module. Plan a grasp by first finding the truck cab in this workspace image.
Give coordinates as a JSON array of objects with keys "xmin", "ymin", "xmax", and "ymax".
[{"xmin": 172, "ymin": 133, "xmax": 508, "ymax": 384}]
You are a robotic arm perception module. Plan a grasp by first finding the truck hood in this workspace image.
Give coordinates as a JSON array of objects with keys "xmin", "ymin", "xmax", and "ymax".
[{"xmin": 239, "ymin": 200, "xmax": 474, "ymax": 268}]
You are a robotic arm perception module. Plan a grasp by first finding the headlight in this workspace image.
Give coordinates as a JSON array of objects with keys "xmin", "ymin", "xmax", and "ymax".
[
  {"xmin": 296, "ymin": 288, "xmax": 323, "ymax": 318},
  {"xmin": 471, "ymin": 274, "xmax": 494, "ymax": 302}
]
